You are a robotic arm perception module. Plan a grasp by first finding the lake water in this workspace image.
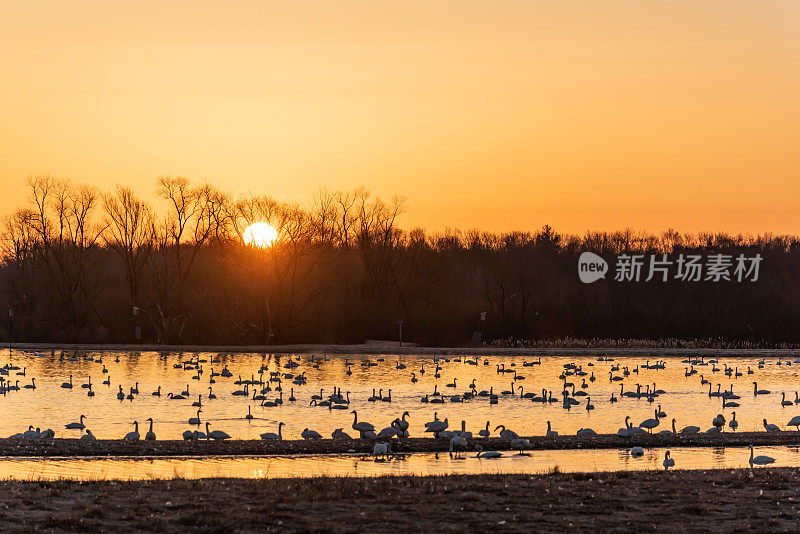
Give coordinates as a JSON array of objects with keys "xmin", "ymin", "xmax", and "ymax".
[
  {"xmin": 2, "ymin": 348, "xmax": 800, "ymax": 442},
  {"xmin": 1, "ymin": 446, "xmax": 797, "ymax": 481}
]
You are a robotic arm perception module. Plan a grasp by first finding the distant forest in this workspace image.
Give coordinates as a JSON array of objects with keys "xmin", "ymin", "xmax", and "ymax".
[{"xmin": 1, "ymin": 175, "xmax": 799, "ymax": 347}]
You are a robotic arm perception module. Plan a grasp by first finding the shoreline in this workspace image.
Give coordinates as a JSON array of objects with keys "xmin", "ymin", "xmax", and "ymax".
[
  {"xmin": 3, "ymin": 469, "xmax": 799, "ymax": 532},
  {"xmin": 2, "ymin": 431, "xmax": 799, "ymax": 457},
  {"xmin": 5, "ymin": 341, "xmax": 800, "ymax": 357}
]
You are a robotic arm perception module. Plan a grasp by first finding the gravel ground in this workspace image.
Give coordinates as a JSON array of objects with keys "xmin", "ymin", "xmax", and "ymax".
[{"xmin": 2, "ymin": 468, "xmax": 799, "ymax": 532}]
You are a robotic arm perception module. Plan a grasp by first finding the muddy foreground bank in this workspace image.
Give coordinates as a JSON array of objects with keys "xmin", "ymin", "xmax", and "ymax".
[
  {"xmin": 2, "ymin": 468, "xmax": 799, "ymax": 532},
  {"xmin": 1, "ymin": 431, "xmax": 799, "ymax": 457}
]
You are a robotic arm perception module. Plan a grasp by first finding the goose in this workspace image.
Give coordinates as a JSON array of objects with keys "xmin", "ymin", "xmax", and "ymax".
[
  {"xmin": 749, "ymin": 445, "xmax": 775, "ymax": 466},
  {"xmin": 61, "ymin": 375, "xmax": 73, "ymax": 389},
  {"xmin": 188, "ymin": 410, "xmax": 202, "ymax": 426},
  {"xmin": 545, "ymin": 421, "xmax": 558, "ymax": 438},
  {"xmin": 80, "ymin": 429, "xmax": 96, "ymax": 441},
  {"xmin": 301, "ymin": 428, "xmax": 322, "ymax": 440},
  {"xmin": 475, "ymin": 444, "xmax": 502, "ymax": 459},
  {"xmin": 205, "ymin": 422, "xmax": 231, "ymax": 441},
  {"xmin": 495, "ymin": 425, "xmax": 519, "ymax": 439},
  {"xmin": 449, "ymin": 435, "xmax": 468, "ymax": 458},
  {"xmin": 662, "ymin": 450, "xmax": 675, "ymax": 471},
  {"xmin": 781, "ymin": 393, "xmax": 793, "ymax": 407},
  {"xmin": 639, "ymin": 410, "xmax": 661, "ymax": 433},
  {"xmin": 351, "ymin": 410, "xmax": 375, "ymax": 436},
  {"xmin": 145, "ymin": 418, "xmax": 156, "ymax": 440},
  {"xmin": 65, "ymin": 415, "xmax": 86, "ymax": 430},
  {"xmin": 123, "ymin": 421, "xmax": 140, "ymax": 441},
  {"xmin": 261, "ymin": 422, "xmax": 284, "ymax": 440},
  {"xmin": 763, "ymin": 418, "xmax": 781, "ymax": 432}
]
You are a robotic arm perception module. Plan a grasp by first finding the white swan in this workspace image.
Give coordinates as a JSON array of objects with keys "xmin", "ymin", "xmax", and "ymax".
[
  {"xmin": 788, "ymin": 415, "xmax": 800, "ymax": 431},
  {"xmin": 145, "ymin": 418, "xmax": 156, "ymax": 440},
  {"xmin": 475, "ymin": 444, "xmax": 502, "ymax": 459},
  {"xmin": 65, "ymin": 415, "xmax": 86, "ymax": 430},
  {"xmin": 261, "ymin": 422, "xmax": 284, "ymax": 440},
  {"xmin": 510, "ymin": 438, "xmax": 533, "ymax": 454},
  {"xmin": 189, "ymin": 410, "xmax": 202, "ymax": 426},
  {"xmin": 545, "ymin": 421, "xmax": 558, "ymax": 438},
  {"xmin": 449, "ymin": 435, "xmax": 468, "ymax": 458},
  {"xmin": 495, "ymin": 425, "xmax": 519, "ymax": 439},
  {"xmin": 301, "ymin": 428, "xmax": 322, "ymax": 440},
  {"xmin": 639, "ymin": 410, "xmax": 661, "ymax": 433},
  {"xmin": 351, "ymin": 410, "xmax": 375, "ymax": 436},
  {"xmin": 205, "ymin": 422, "xmax": 231, "ymax": 441},
  {"xmin": 662, "ymin": 450, "xmax": 675, "ymax": 471},
  {"xmin": 763, "ymin": 418, "xmax": 781, "ymax": 432},
  {"xmin": 123, "ymin": 421, "xmax": 140, "ymax": 441},
  {"xmin": 729, "ymin": 412, "xmax": 739, "ymax": 432},
  {"xmin": 749, "ymin": 445, "xmax": 775, "ymax": 466}
]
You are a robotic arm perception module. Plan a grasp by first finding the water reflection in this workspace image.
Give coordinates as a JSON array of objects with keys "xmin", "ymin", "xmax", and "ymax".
[
  {"xmin": 2, "ymin": 446, "xmax": 799, "ymax": 481},
  {"xmin": 3, "ymin": 349, "xmax": 800, "ymax": 441}
]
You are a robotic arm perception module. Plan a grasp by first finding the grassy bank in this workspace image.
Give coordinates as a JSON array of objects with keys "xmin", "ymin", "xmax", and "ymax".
[{"xmin": 2, "ymin": 469, "xmax": 799, "ymax": 532}]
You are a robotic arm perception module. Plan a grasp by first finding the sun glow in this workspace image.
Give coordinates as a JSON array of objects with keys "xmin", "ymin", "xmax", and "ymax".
[{"xmin": 243, "ymin": 222, "xmax": 278, "ymax": 248}]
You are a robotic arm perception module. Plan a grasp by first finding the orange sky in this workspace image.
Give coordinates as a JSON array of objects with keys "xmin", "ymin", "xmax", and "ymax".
[{"xmin": 1, "ymin": 1, "xmax": 799, "ymax": 235}]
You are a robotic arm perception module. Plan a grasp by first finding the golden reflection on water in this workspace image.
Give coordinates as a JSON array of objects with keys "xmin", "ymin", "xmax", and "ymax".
[
  {"xmin": 2, "ymin": 446, "xmax": 800, "ymax": 481},
  {"xmin": 2, "ymin": 349, "xmax": 800, "ymax": 442}
]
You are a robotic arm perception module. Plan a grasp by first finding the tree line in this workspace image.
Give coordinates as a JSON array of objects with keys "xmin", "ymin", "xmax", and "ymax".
[{"xmin": 1, "ymin": 175, "xmax": 799, "ymax": 347}]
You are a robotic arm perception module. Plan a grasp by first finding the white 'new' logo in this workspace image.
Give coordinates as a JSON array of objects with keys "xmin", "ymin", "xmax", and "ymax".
[{"xmin": 578, "ymin": 252, "xmax": 608, "ymax": 283}]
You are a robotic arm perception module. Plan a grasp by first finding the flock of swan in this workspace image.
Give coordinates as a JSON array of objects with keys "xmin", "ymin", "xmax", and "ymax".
[{"xmin": 1, "ymin": 349, "xmax": 797, "ymax": 469}]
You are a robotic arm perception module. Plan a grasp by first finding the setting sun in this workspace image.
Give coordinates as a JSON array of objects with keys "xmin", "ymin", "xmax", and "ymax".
[{"xmin": 243, "ymin": 222, "xmax": 278, "ymax": 248}]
